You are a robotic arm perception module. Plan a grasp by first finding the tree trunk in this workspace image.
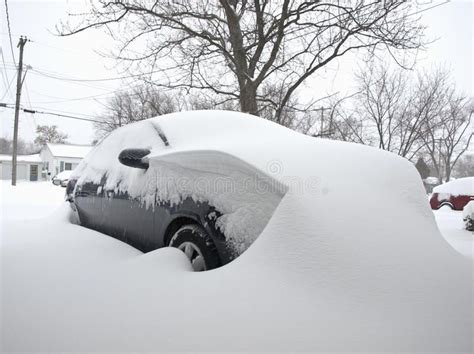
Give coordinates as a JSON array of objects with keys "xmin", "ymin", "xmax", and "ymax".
[
  {"xmin": 240, "ymin": 82, "xmax": 258, "ymax": 116},
  {"xmin": 445, "ymin": 163, "xmax": 452, "ymax": 182}
]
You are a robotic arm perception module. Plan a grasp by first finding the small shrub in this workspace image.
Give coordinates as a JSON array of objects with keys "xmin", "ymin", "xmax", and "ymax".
[{"xmin": 462, "ymin": 201, "xmax": 474, "ymax": 232}]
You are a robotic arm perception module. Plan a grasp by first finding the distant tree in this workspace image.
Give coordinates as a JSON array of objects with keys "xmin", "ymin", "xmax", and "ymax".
[
  {"xmin": 415, "ymin": 157, "xmax": 430, "ymax": 179},
  {"xmin": 453, "ymin": 154, "xmax": 474, "ymax": 178},
  {"xmin": 59, "ymin": 0, "xmax": 427, "ymax": 119},
  {"xmin": 0, "ymin": 137, "xmax": 39, "ymax": 154},
  {"xmin": 328, "ymin": 65, "xmax": 472, "ymax": 183},
  {"xmin": 416, "ymin": 71, "xmax": 473, "ymax": 182},
  {"xmin": 325, "ymin": 94, "xmax": 368, "ymax": 143},
  {"xmin": 0, "ymin": 137, "xmax": 12, "ymax": 154},
  {"xmin": 34, "ymin": 125, "xmax": 68, "ymax": 146},
  {"xmin": 94, "ymin": 85, "xmax": 178, "ymax": 137},
  {"xmin": 352, "ymin": 63, "xmax": 432, "ymax": 160}
]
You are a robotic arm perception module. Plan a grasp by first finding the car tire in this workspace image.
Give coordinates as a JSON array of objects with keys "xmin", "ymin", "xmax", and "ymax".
[
  {"xmin": 169, "ymin": 224, "xmax": 220, "ymax": 271},
  {"xmin": 439, "ymin": 202, "xmax": 454, "ymax": 210}
]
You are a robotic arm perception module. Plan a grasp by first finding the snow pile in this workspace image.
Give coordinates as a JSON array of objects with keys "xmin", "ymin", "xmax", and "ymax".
[
  {"xmin": 2, "ymin": 111, "xmax": 473, "ymax": 352},
  {"xmin": 433, "ymin": 177, "xmax": 474, "ymax": 196}
]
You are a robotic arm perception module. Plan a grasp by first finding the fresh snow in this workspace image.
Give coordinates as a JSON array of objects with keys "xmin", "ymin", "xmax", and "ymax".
[
  {"xmin": 434, "ymin": 206, "xmax": 473, "ymax": 258},
  {"xmin": 46, "ymin": 143, "xmax": 93, "ymax": 158},
  {"xmin": 433, "ymin": 176, "xmax": 474, "ymax": 196},
  {"xmin": 0, "ymin": 181, "xmax": 65, "ymax": 220},
  {"xmin": 0, "ymin": 153, "xmax": 42, "ymax": 163},
  {"xmin": 53, "ymin": 169, "xmax": 73, "ymax": 180},
  {"xmin": 2, "ymin": 111, "xmax": 473, "ymax": 352}
]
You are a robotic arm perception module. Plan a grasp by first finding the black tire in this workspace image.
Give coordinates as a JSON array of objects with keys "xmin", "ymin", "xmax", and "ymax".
[
  {"xmin": 169, "ymin": 224, "xmax": 220, "ymax": 271},
  {"xmin": 439, "ymin": 202, "xmax": 454, "ymax": 210}
]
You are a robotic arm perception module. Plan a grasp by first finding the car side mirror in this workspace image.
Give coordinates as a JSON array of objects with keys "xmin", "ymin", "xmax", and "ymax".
[{"xmin": 118, "ymin": 148, "xmax": 151, "ymax": 169}]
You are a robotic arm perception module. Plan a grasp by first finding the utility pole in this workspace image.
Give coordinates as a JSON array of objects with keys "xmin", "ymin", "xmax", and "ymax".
[
  {"xmin": 318, "ymin": 107, "xmax": 331, "ymax": 137},
  {"xmin": 11, "ymin": 36, "xmax": 28, "ymax": 186}
]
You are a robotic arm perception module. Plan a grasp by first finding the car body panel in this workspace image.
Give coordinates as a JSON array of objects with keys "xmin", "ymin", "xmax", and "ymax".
[
  {"xmin": 69, "ymin": 178, "xmax": 237, "ymax": 265},
  {"xmin": 430, "ymin": 193, "xmax": 474, "ymax": 210}
]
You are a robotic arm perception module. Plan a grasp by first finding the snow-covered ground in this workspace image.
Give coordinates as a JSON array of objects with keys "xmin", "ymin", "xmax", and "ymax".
[
  {"xmin": 1, "ymin": 122, "xmax": 472, "ymax": 353},
  {"xmin": 433, "ymin": 206, "xmax": 473, "ymax": 258},
  {"xmin": 1, "ymin": 181, "xmax": 65, "ymax": 221},
  {"xmin": 1, "ymin": 181, "xmax": 473, "ymax": 352}
]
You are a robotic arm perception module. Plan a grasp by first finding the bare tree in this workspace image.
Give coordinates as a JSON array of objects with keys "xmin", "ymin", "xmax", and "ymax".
[
  {"xmin": 353, "ymin": 63, "xmax": 431, "ymax": 160},
  {"xmin": 415, "ymin": 71, "xmax": 473, "ymax": 181},
  {"xmin": 328, "ymin": 104, "xmax": 367, "ymax": 144},
  {"xmin": 453, "ymin": 154, "xmax": 474, "ymax": 178},
  {"xmin": 323, "ymin": 65, "xmax": 472, "ymax": 182},
  {"xmin": 437, "ymin": 97, "xmax": 473, "ymax": 181},
  {"xmin": 34, "ymin": 125, "xmax": 68, "ymax": 146},
  {"xmin": 59, "ymin": 0, "xmax": 426, "ymax": 119},
  {"xmin": 95, "ymin": 84, "xmax": 178, "ymax": 137}
]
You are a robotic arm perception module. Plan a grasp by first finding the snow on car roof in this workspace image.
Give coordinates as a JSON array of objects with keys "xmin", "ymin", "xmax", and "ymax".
[
  {"xmin": 54, "ymin": 170, "xmax": 73, "ymax": 179},
  {"xmin": 46, "ymin": 143, "xmax": 93, "ymax": 158},
  {"xmin": 433, "ymin": 177, "xmax": 474, "ymax": 196},
  {"xmin": 0, "ymin": 153, "xmax": 41, "ymax": 163}
]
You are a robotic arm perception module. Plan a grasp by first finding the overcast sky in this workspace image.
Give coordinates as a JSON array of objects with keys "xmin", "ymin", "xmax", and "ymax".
[{"xmin": 1, "ymin": 0, "xmax": 473, "ymax": 145}]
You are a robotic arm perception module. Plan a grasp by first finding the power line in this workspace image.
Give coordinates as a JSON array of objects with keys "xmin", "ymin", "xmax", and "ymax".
[
  {"xmin": 23, "ymin": 82, "xmax": 38, "ymax": 131},
  {"xmin": 1, "ymin": 72, "xmax": 16, "ymax": 101},
  {"xmin": 0, "ymin": 102, "xmax": 106, "ymax": 124},
  {"xmin": 407, "ymin": 0, "xmax": 451, "ymax": 17},
  {"xmin": 25, "ymin": 109, "xmax": 104, "ymax": 124},
  {"xmin": 27, "ymin": 90, "xmax": 118, "ymax": 104},
  {"xmin": 0, "ymin": 49, "xmax": 9, "ymax": 87},
  {"xmin": 28, "ymin": 69, "xmax": 118, "ymax": 91},
  {"xmin": 1, "ymin": 48, "xmax": 14, "ymax": 98},
  {"xmin": 1, "ymin": 100, "xmax": 101, "ymax": 119},
  {"xmin": 30, "ymin": 67, "xmax": 157, "ymax": 83},
  {"xmin": 4, "ymin": 0, "xmax": 16, "ymax": 63}
]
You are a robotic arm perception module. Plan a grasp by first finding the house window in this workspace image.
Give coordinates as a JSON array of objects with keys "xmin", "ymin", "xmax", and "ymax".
[
  {"xmin": 60, "ymin": 161, "xmax": 64, "ymax": 172},
  {"xmin": 65, "ymin": 162, "xmax": 72, "ymax": 170}
]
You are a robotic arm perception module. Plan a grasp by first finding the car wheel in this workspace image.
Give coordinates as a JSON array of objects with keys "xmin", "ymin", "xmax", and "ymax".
[
  {"xmin": 169, "ymin": 224, "xmax": 220, "ymax": 271},
  {"xmin": 439, "ymin": 202, "xmax": 454, "ymax": 210}
]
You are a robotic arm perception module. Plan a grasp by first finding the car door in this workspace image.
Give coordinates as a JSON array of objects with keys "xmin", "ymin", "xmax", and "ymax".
[
  {"xmin": 75, "ymin": 176, "xmax": 106, "ymax": 232},
  {"xmin": 101, "ymin": 182, "xmax": 155, "ymax": 252}
]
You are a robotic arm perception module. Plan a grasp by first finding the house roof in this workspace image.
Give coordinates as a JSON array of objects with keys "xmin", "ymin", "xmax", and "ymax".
[
  {"xmin": 0, "ymin": 154, "xmax": 42, "ymax": 163},
  {"xmin": 45, "ymin": 143, "xmax": 93, "ymax": 158}
]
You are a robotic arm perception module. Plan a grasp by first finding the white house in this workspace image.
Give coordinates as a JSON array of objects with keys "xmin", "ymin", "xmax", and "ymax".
[
  {"xmin": 40, "ymin": 143, "xmax": 93, "ymax": 179},
  {"xmin": 0, "ymin": 154, "xmax": 42, "ymax": 181}
]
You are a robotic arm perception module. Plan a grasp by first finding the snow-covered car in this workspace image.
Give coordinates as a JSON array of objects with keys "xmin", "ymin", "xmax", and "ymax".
[
  {"xmin": 67, "ymin": 112, "xmax": 286, "ymax": 271},
  {"xmin": 463, "ymin": 200, "xmax": 474, "ymax": 231},
  {"xmin": 8, "ymin": 110, "xmax": 471, "ymax": 350},
  {"xmin": 429, "ymin": 177, "xmax": 474, "ymax": 210},
  {"xmin": 52, "ymin": 170, "xmax": 73, "ymax": 187}
]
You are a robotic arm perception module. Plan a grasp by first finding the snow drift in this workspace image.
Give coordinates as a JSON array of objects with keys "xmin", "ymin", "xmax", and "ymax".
[{"xmin": 2, "ymin": 111, "xmax": 472, "ymax": 352}]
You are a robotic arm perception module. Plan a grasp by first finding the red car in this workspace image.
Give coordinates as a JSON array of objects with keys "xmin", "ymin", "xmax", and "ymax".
[{"xmin": 430, "ymin": 177, "xmax": 474, "ymax": 210}]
